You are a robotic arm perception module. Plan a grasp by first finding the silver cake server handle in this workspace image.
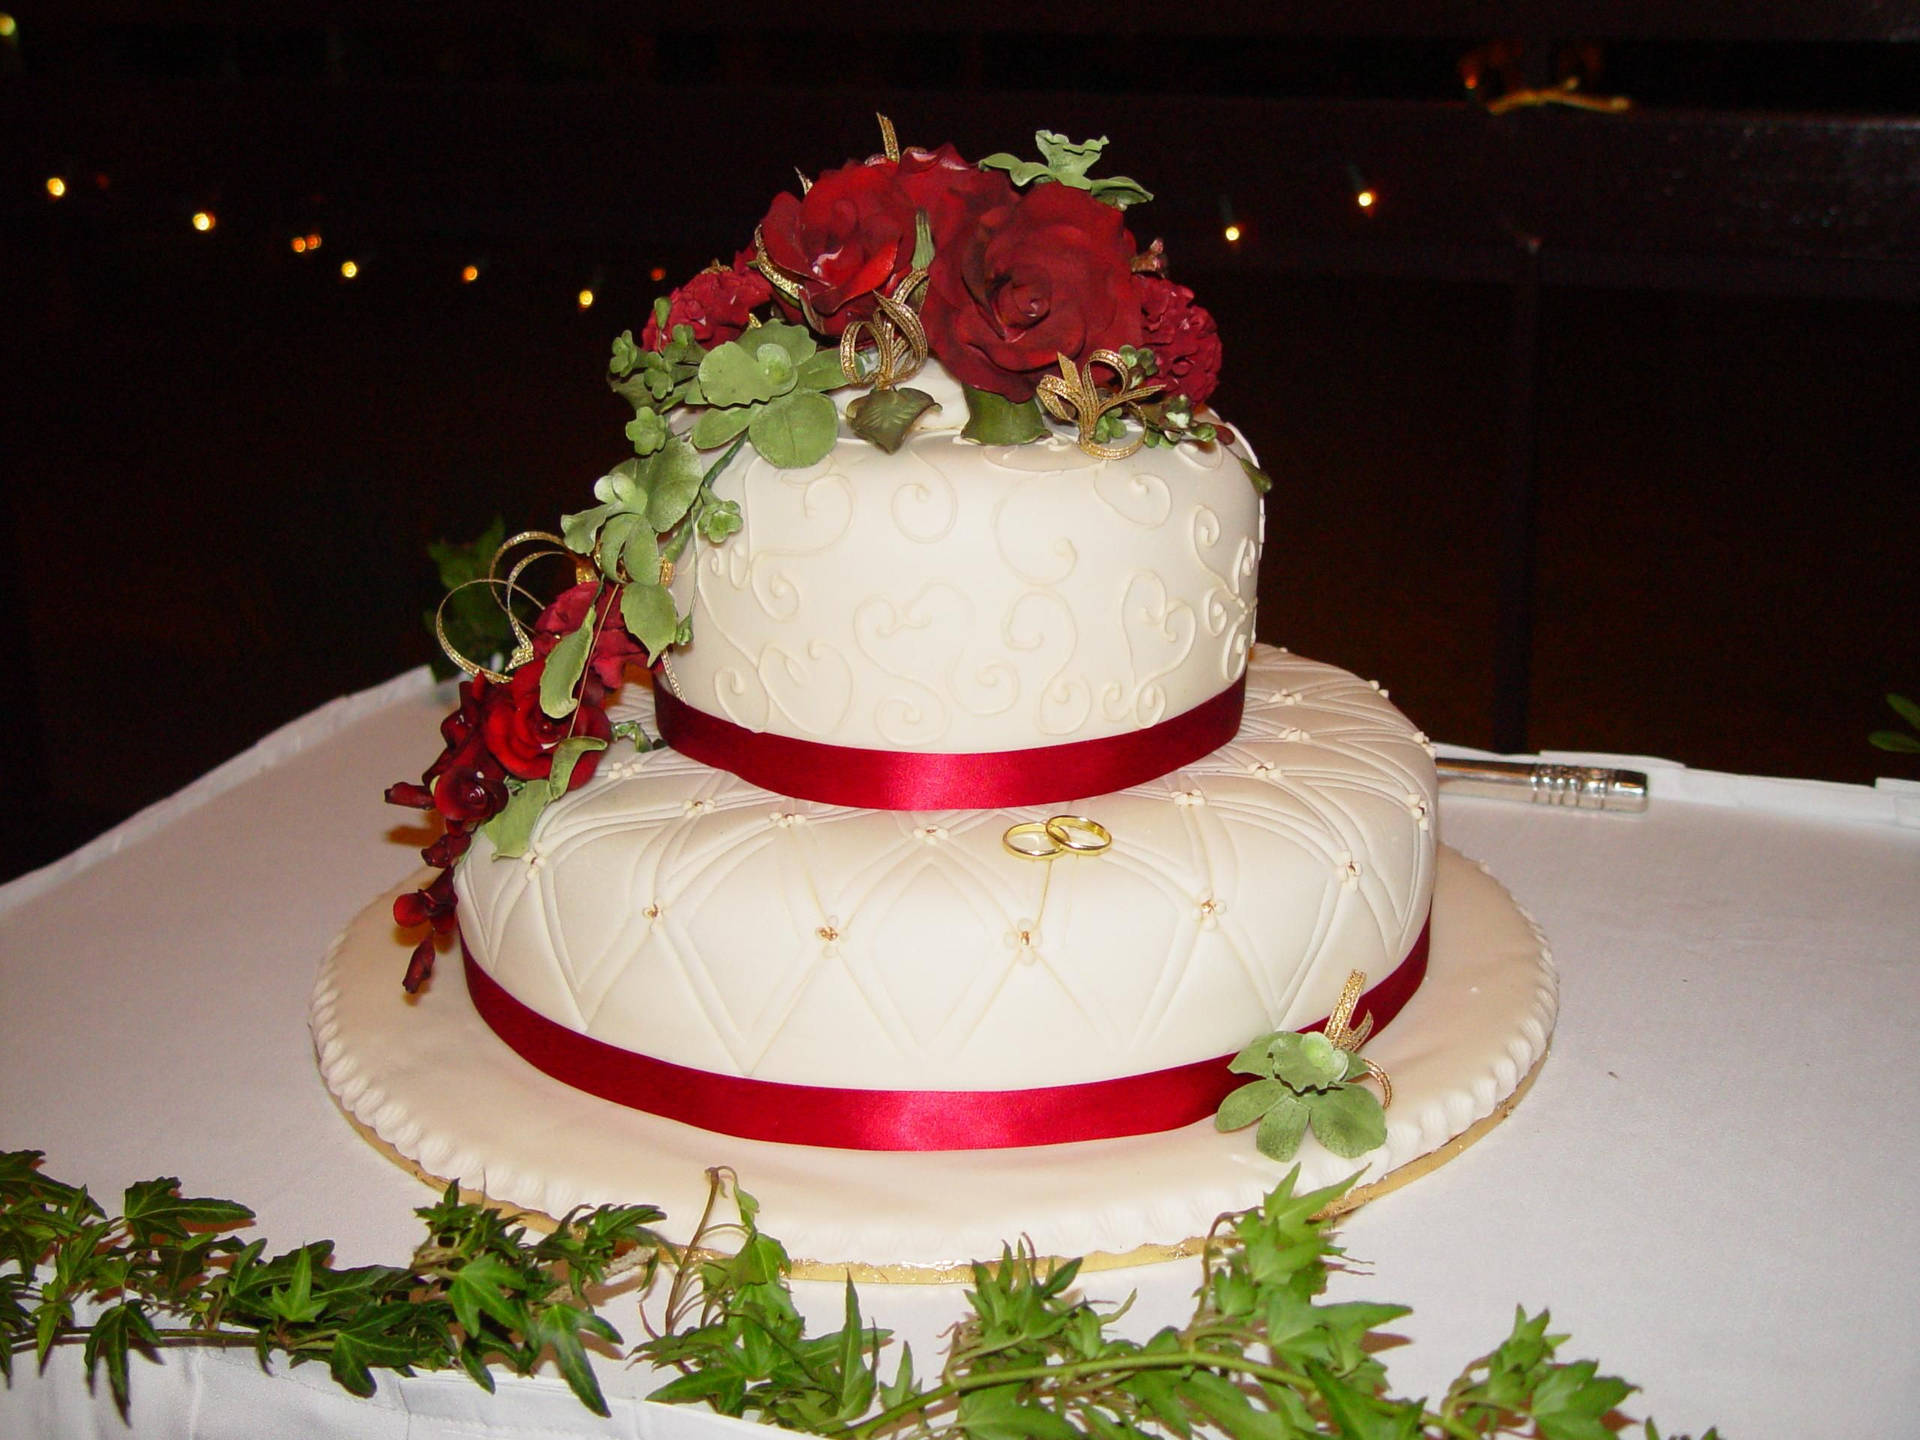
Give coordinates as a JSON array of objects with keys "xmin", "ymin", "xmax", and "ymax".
[{"xmin": 1436, "ymin": 759, "xmax": 1648, "ymax": 812}]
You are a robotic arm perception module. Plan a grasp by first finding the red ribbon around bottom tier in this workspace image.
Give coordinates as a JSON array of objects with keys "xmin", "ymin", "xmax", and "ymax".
[{"xmin": 463, "ymin": 919, "xmax": 1430, "ymax": 1151}]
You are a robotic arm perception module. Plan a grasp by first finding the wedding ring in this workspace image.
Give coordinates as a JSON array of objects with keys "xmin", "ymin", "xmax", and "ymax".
[
  {"xmin": 1002, "ymin": 822, "xmax": 1063, "ymax": 859},
  {"xmin": 1043, "ymin": 815, "xmax": 1112, "ymax": 854}
]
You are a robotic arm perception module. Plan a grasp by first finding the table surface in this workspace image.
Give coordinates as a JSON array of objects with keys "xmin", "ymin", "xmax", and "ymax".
[{"xmin": 3, "ymin": 668, "xmax": 1917, "ymax": 1439}]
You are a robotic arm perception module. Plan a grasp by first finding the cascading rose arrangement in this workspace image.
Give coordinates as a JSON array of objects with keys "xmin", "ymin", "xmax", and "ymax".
[{"xmin": 386, "ymin": 124, "xmax": 1250, "ymax": 993}]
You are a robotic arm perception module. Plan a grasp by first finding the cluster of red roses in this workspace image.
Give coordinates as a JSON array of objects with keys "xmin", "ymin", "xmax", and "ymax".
[
  {"xmin": 386, "ymin": 583, "xmax": 646, "ymax": 990},
  {"xmin": 642, "ymin": 142, "xmax": 1221, "ymax": 407}
]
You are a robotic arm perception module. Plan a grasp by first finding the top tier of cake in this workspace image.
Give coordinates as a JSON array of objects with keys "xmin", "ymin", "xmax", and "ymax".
[{"xmin": 659, "ymin": 362, "xmax": 1262, "ymax": 756}]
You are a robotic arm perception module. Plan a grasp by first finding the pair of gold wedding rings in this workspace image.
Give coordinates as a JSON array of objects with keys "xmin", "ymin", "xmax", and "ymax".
[{"xmin": 1001, "ymin": 815, "xmax": 1112, "ymax": 860}]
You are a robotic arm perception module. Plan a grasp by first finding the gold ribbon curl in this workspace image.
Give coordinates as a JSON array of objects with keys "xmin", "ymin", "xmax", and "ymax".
[
  {"xmin": 1035, "ymin": 351, "xmax": 1166, "ymax": 461},
  {"xmin": 1323, "ymin": 968, "xmax": 1394, "ymax": 1108},
  {"xmin": 433, "ymin": 531, "xmax": 596, "ymax": 684}
]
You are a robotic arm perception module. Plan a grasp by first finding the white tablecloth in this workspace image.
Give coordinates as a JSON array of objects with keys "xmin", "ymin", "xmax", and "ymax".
[{"xmin": 3, "ymin": 670, "xmax": 1916, "ymax": 1438}]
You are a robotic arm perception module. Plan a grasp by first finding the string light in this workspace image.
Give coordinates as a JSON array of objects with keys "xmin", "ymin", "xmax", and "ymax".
[
  {"xmin": 304, "ymin": 232, "xmax": 323, "ymax": 251},
  {"xmin": 648, "ymin": 265, "xmax": 667, "ymax": 283},
  {"xmin": 461, "ymin": 264, "xmax": 480, "ymax": 284},
  {"xmin": 291, "ymin": 236, "xmax": 308, "ymax": 253},
  {"xmin": 0, "ymin": 14, "xmax": 17, "ymax": 39},
  {"xmin": 1347, "ymin": 165, "xmax": 1378, "ymax": 215},
  {"xmin": 1223, "ymin": 223, "xmax": 1242, "ymax": 243},
  {"xmin": 45, "ymin": 176, "xmax": 66, "ymax": 199},
  {"xmin": 191, "ymin": 210, "xmax": 216, "ymax": 232},
  {"xmin": 339, "ymin": 260, "xmax": 359, "ymax": 279},
  {"xmin": 577, "ymin": 287, "xmax": 595, "ymax": 310}
]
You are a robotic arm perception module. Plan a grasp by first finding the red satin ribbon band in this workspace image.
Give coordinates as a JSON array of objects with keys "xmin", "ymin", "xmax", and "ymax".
[
  {"xmin": 651, "ymin": 674, "xmax": 1248, "ymax": 811},
  {"xmin": 463, "ymin": 919, "xmax": 1429, "ymax": 1151}
]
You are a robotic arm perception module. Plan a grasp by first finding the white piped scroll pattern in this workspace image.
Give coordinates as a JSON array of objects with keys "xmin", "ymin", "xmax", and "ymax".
[
  {"xmin": 456, "ymin": 646, "xmax": 1437, "ymax": 1093},
  {"xmin": 662, "ymin": 361, "xmax": 1262, "ymax": 754}
]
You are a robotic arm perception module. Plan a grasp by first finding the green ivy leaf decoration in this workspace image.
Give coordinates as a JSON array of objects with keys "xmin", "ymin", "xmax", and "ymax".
[
  {"xmin": 979, "ymin": 131, "xmax": 1154, "ymax": 208},
  {"xmin": 3, "ymin": 1152, "xmax": 1718, "ymax": 1438},
  {"xmin": 960, "ymin": 385, "xmax": 1050, "ymax": 445},
  {"xmin": 482, "ymin": 736, "xmax": 607, "ymax": 858},
  {"xmin": 1870, "ymin": 692, "xmax": 1920, "ymax": 753},
  {"xmin": 620, "ymin": 581, "xmax": 678, "ymax": 659},
  {"xmin": 537, "ymin": 616, "xmax": 595, "ymax": 720},
  {"xmin": 691, "ymin": 321, "xmax": 845, "ymax": 468},
  {"xmin": 1217, "ymin": 1031, "xmax": 1388, "ymax": 1162},
  {"xmin": 848, "ymin": 387, "xmax": 939, "ymax": 452}
]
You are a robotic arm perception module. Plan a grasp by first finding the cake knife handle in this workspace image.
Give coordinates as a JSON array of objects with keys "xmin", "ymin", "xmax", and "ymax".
[{"xmin": 1436, "ymin": 759, "xmax": 1648, "ymax": 813}]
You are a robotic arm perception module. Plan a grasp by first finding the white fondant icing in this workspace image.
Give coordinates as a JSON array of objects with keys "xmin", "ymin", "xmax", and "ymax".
[
  {"xmin": 454, "ymin": 647, "xmax": 1437, "ymax": 1093},
  {"xmin": 664, "ymin": 361, "xmax": 1262, "ymax": 753}
]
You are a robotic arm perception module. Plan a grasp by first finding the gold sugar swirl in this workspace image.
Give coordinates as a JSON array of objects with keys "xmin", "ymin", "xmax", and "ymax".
[
  {"xmin": 1323, "ymin": 968, "xmax": 1394, "ymax": 1108},
  {"xmin": 433, "ymin": 530, "xmax": 595, "ymax": 684},
  {"xmin": 1035, "ymin": 350, "xmax": 1166, "ymax": 461}
]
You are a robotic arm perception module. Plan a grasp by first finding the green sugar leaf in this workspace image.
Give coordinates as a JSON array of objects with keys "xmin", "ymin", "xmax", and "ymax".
[
  {"xmin": 1228, "ymin": 1032, "xmax": 1282, "ymax": 1076},
  {"xmin": 748, "ymin": 318, "xmax": 819, "ymax": 367},
  {"xmin": 847, "ymin": 386, "xmax": 937, "ymax": 453},
  {"xmin": 690, "ymin": 404, "xmax": 754, "ymax": 451},
  {"xmin": 749, "ymin": 389, "xmax": 839, "ymax": 469},
  {"xmin": 796, "ymin": 348, "xmax": 850, "ymax": 392},
  {"xmin": 645, "ymin": 438, "xmax": 707, "ymax": 533},
  {"xmin": 697, "ymin": 498, "xmax": 743, "ymax": 543},
  {"xmin": 1255, "ymin": 1093, "xmax": 1311, "ymax": 1161},
  {"xmin": 546, "ymin": 736, "xmax": 606, "ymax": 794},
  {"xmin": 621, "ymin": 581, "xmax": 679, "ymax": 658},
  {"xmin": 625, "ymin": 408, "xmax": 669, "ymax": 457},
  {"xmin": 595, "ymin": 512, "xmax": 648, "ymax": 584},
  {"xmin": 1870, "ymin": 729, "xmax": 1920, "ymax": 752},
  {"xmin": 609, "ymin": 330, "xmax": 643, "ymax": 378},
  {"xmin": 754, "ymin": 342, "xmax": 797, "ymax": 393},
  {"xmin": 1888, "ymin": 692, "xmax": 1920, "ymax": 728},
  {"xmin": 1216, "ymin": 1078, "xmax": 1287, "ymax": 1132},
  {"xmin": 483, "ymin": 783, "xmax": 546, "ymax": 859},
  {"xmin": 560, "ymin": 500, "xmax": 614, "ymax": 557},
  {"xmin": 1307, "ymin": 1083, "xmax": 1387, "ymax": 1159},
  {"xmin": 538, "ymin": 618, "xmax": 594, "ymax": 719},
  {"xmin": 1240, "ymin": 455, "xmax": 1273, "ymax": 495},
  {"xmin": 1271, "ymin": 1032, "xmax": 1350, "ymax": 1091},
  {"xmin": 960, "ymin": 385, "xmax": 1048, "ymax": 445},
  {"xmin": 699, "ymin": 342, "xmax": 781, "ymax": 407}
]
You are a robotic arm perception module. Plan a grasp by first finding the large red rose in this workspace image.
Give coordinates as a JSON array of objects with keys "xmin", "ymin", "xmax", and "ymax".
[
  {"xmin": 892, "ymin": 144, "xmax": 1017, "ymax": 256},
  {"xmin": 758, "ymin": 162, "xmax": 918, "ymax": 335},
  {"xmin": 643, "ymin": 248, "xmax": 772, "ymax": 351},
  {"xmin": 533, "ymin": 581, "xmax": 649, "ymax": 687},
  {"xmin": 1135, "ymin": 275, "xmax": 1223, "ymax": 407},
  {"xmin": 481, "ymin": 663, "xmax": 613, "ymax": 784},
  {"xmin": 921, "ymin": 183, "xmax": 1145, "ymax": 402}
]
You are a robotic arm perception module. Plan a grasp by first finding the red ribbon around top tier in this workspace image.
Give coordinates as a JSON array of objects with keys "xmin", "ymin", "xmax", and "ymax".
[
  {"xmin": 651, "ymin": 674, "xmax": 1247, "ymax": 810},
  {"xmin": 463, "ymin": 920, "xmax": 1429, "ymax": 1151}
]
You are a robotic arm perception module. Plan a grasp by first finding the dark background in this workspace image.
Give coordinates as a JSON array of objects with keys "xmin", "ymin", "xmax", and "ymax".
[{"xmin": 5, "ymin": 5, "xmax": 1919, "ymax": 884}]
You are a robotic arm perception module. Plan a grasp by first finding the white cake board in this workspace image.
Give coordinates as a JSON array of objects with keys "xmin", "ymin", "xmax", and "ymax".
[{"xmin": 311, "ymin": 845, "xmax": 1554, "ymax": 1277}]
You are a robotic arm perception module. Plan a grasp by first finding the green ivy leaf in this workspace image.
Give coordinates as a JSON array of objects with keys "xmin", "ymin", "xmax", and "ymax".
[
  {"xmin": 1306, "ymin": 1084, "xmax": 1387, "ymax": 1160},
  {"xmin": 645, "ymin": 438, "xmax": 708, "ymax": 532},
  {"xmin": 621, "ymin": 581, "xmax": 678, "ymax": 658},
  {"xmin": 1270, "ymin": 1032, "xmax": 1349, "ymax": 1092},
  {"xmin": 1215, "ymin": 1078, "xmax": 1287, "ymax": 1133},
  {"xmin": 691, "ymin": 404, "xmax": 754, "ymax": 451},
  {"xmin": 446, "ymin": 1251, "xmax": 528, "ymax": 1338},
  {"xmin": 697, "ymin": 498, "xmax": 743, "ymax": 543},
  {"xmin": 847, "ymin": 387, "xmax": 938, "ymax": 453},
  {"xmin": 700, "ymin": 342, "xmax": 782, "ymax": 407},
  {"xmin": 538, "ymin": 618, "xmax": 594, "ymax": 719},
  {"xmin": 960, "ymin": 385, "xmax": 1049, "ymax": 445},
  {"xmin": 1254, "ymin": 1093, "xmax": 1311, "ymax": 1161},
  {"xmin": 625, "ymin": 408, "xmax": 669, "ymax": 457},
  {"xmin": 119, "ymin": 1179, "xmax": 253, "ymax": 1242},
  {"xmin": 749, "ymin": 389, "xmax": 839, "ymax": 469}
]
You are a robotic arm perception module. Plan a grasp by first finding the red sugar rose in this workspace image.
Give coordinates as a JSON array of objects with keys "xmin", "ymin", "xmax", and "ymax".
[
  {"xmin": 1135, "ymin": 275, "xmax": 1223, "ymax": 407},
  {"xmin": 893, "ymin": 144, "xmax": 1017, "ymax": 256},
  {"xmin": 759, "ymin": 161, "xmax": 918, "ymax": 335},
  {"xmin": 921, "ymin": 183, "xmax": 1145, "ymax": 403},
  {"xmin": 430, "ymin": 736, "xmax": 510, "ymax": 825},
  {"xmin": 481, "ymin": 664, "xmax": 613, "ymax": 785},
  {"xmin": 643, "ymin": 249, "xmax": 772, "ymax": 351},
  {"xmin": 533, "ymin": 582, "xmax": 649, "ymax": 687}
]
